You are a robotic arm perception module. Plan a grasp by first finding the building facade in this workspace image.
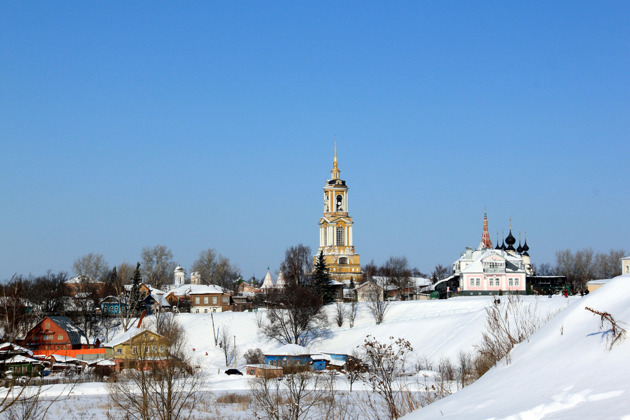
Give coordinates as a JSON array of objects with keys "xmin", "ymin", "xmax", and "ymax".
[
  {"xmin": 453, "ymin": 214, "xmax": 530, "ymax": 295},
  {"xmin": 188, "ymin": 285, "xmax": 232, "ymax": 313},
  {"xmin": 21, "ymin": 316, "xmax": 91, "ymax": 352},
  {"xmin": 314, "ymin": 140, "xmax": 362, "ymax": 283}
]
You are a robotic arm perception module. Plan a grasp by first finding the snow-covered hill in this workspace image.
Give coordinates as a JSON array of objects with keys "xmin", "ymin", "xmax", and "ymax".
[
  {"xmin": 405, "ymin": 274, "xmax": 630, "ymax": 420},
  {"xmin": 39, "ymin": 286, "xmax": 625, "ymax": 419},
  {"xmin": 177, "ymin": 294, "xmax": 572, "ymax": 375}
]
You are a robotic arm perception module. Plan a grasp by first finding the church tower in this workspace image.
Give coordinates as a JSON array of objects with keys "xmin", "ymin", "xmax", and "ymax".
[{"xmin": 315, "ymin": 139, "xmax": 362, "ymax": 283}]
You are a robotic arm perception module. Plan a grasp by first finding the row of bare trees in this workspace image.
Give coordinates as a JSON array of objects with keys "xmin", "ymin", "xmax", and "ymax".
[
  {"xmin": 9, "ymin": 245, "xmax": 241, "ymax": 291},
  {"xmin": 537, "ymin": 248, "xmax": 625, "ymax": 292}
]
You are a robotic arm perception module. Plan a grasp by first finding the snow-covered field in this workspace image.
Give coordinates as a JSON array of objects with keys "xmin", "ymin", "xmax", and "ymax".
[{"xmin": 9, "ymin": 278, "xmax": 630, "ymax": 419}]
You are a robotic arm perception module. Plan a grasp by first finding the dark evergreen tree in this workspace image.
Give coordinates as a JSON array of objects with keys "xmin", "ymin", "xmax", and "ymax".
[
  {"xmin": 312, "ymin": 251, "xmax": 334, "ymax": 304},
  {"xmin": 349, "ymin": 277, "xmax": 355, "ymax": 290},
  {"xmin": 129, "ymin": 262, "xmax": 142, "ymax": 315}
]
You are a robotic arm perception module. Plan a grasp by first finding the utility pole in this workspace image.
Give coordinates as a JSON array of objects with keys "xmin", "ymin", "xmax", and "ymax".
[
  {"xmin": 233, "ymin": 335, "xmax": 237, "ymax": 368},
  {"xmin": 211, "ymin": 312, "xmax": 217, "ymax": 346}
]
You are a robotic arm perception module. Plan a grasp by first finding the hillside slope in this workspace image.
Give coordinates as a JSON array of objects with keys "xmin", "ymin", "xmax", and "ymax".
[
  {"xmin": 406, "ymin": 274, "xmax": 630, "ymax": 420},
  {"xmin": 176, "ymin": 295, "xmax": 572, "ymax": 375}
]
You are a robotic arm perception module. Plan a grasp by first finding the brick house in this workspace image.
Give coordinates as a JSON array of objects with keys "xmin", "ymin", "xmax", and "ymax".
[
  {"xmin": 21, "ymin": 316, "xmax": 91, "ymax": 352},
  {"xmin": 166, "ymin": 284, "xmax": 232, "ymax": 313}
]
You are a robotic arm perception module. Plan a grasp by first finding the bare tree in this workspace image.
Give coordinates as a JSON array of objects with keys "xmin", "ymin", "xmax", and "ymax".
[
  {"xmin": 345, "ymin": 351, "xmax": 366, "ymax": 392},
  {"xmin": 536, "ymin": 262, "xmax": 556, "ymax": 276},
  {"xmin": 334, "ymin": 302, "xmax": 345, "ymax": 327},
  {"xmin": 280, "ymin": 244, "xmax": 312, "ymax": 285},
  {"xmin": 0, "ymin": 275, "xmax": 34, "ymax": 342},
  {"xmin": 366, "ymin": 278, "xmax": 389, "ymax": 325},
  {"xmin": 358, "ymin": 335, "xmax": 419, "ymax": 419},
  {"xmin": 430, "ymin": 264, "xmax": 451, "ymax": 284},
  {"xmin": 191, "ymin": 249, "xmax": 240, "ymax": 290},
  {"xmin": 250, "ymin": 369, "xmax": 325, "ymax": 420},
  {"xmin": 73, "ymin": 253, "xmax": 108, "ymax": 281},
  {"xmin": 574, "ymin": 248, "xmax": 594, "ymax": 290},
  {"xmin": 593, "ymin": 249, "xmax": 626, "ymax": 279},
  {"xmin": 243, "ymin": 348, "xmax": 266, "ymax": 365},
  {"xmin": 457, "ymin": 351, "xmax": 473, "ymax": 389},
  {"xmin": 259, "ymin": 282, "xmax": 329, "ymax": 346},
  {"xmin": 23, "ymin": 271, "xmax": 67, "ymax": 316},
  {"xmin": 382, "ymin": 256, "xmax": 411, "ymax": 300},
  {"xmin": 218, "ymin": 324, "xmax": 236, "ymax": 367},
  {"xmin": 1, "ymin": 380, "xmax": 75, "ymax": 420},
  {"xmin": 348, "ymin": 299, "xmax": 358, "ymax": 328},
  {"xmin": 362, "ymin": 259, "xmax": 379, "ymax": 282},
  {"xmin": 117, "ymin": 262, "xmax": 136, "ymax": 284},
  {"xmin": 141, "ymin": 245, "xmax": 176, "ymax": 288}
]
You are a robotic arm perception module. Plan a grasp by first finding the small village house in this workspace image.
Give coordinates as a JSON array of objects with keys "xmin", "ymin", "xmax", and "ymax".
[
  {"xmin": 21, "ymin": 316, "xmax": 91, "ymax": 352},
  {"xmin": 355, "ymin": 281, "xmax": 383, "ymax": 302},
  {"xmin": 105, "ymin": 328, "xmax": 169, "ymax": 371},
  {"xmin": 265, "ymin": 344, "xmax": 327, "ymax": 372}
]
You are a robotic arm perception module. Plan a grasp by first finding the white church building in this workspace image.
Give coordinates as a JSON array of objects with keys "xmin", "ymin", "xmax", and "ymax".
[{"xmin": 453, "ymin": 213, "xmax": 532, "ymax": 295}]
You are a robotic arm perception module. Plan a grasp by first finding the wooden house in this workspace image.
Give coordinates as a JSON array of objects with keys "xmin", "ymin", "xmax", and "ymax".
[
  {"xmin": 105, "ymin": 328, "xmax": 169, "ymax": 371},
  {"xmin": 264, "ymin": 344, "xmax": 327, "ymax": 372},
  {"xmin": 100, "ymin": 296, "xmax": 128, "ymax": 316},
  {"xmin": 21, "ymin": 316, "xmax": 91, "ymax": 352}
]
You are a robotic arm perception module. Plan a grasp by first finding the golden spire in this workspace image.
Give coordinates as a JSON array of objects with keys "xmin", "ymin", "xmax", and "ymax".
[{"xmin": 331, "ymin": 136, "xmax": 340, "ymax": 180}]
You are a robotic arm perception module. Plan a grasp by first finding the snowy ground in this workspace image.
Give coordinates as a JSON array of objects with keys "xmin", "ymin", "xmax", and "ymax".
[
  {"xmin": 405, "ymin": 275, "xmax": 630, "ymax": 420},
  {"xmin": 5, "ymin": 289, "xmax": 616, "ymax": 419}
]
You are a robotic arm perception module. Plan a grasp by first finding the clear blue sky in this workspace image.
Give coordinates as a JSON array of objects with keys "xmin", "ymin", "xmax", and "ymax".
[{"xmin": 1, "ymin": 2, "xmax": 628, "ymax": 281}]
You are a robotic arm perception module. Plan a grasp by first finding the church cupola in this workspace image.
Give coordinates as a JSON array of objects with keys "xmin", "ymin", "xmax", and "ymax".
[
  {"xmin": 522, "ymin": 232, "xmax": 530, "ymax": 256},
  {"xmin": 505, "ymin": 219, "xmax": 516, "ymax": 252},
  {"xmin": 495, "ymin": 232, "xmax": 501, "ymax": 250}
]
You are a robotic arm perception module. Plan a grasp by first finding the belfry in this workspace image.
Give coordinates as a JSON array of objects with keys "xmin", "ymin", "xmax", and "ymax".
[{"xmin": 315, "ymin": 139, "xmax": 362, "ymax": 283}]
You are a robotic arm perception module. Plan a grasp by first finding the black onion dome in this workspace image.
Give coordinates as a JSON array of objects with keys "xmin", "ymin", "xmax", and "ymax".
[
  {"xmin": 505, "ymin": 229, "xmax": 516, "ymax": 246},
  {"xmin": 495, "ymin": 242, "xmax": 501, "ymax": 250},
  {"xmin": 522, "ymin": 239, "xmax": 529, "ymax": 252},
  {"xmin": 501, "ymin": 240, "xmax": 506, "ymax": 251},
  {"xmin": 517, "ymin": 241, "xmax": 523, "ymax": 254}
]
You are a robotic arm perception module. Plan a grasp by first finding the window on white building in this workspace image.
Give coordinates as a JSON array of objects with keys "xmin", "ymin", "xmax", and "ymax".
[
  {"xmin": 489, "ymin": 278, "xmax": 494, "ymax": 287},
  {"xmin": 469, "ymin": 278, "xmax": 474, "ymax": 286},
  {"xmin": 476, "ymin": 278, "xmax": 480, "ymax": 286},
  {"xmin": 515, "ymin": 278, "xmax": 520, "ymax": 286},
  {"xmin": 509, "ymin": 278, "xmax": 513, "ymax": 286}
]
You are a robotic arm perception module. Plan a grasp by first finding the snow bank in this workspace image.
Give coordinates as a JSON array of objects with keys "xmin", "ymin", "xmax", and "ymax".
[{"xmin": 405, "ymin": 274, "xmax": 630, "ymax": 420}]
